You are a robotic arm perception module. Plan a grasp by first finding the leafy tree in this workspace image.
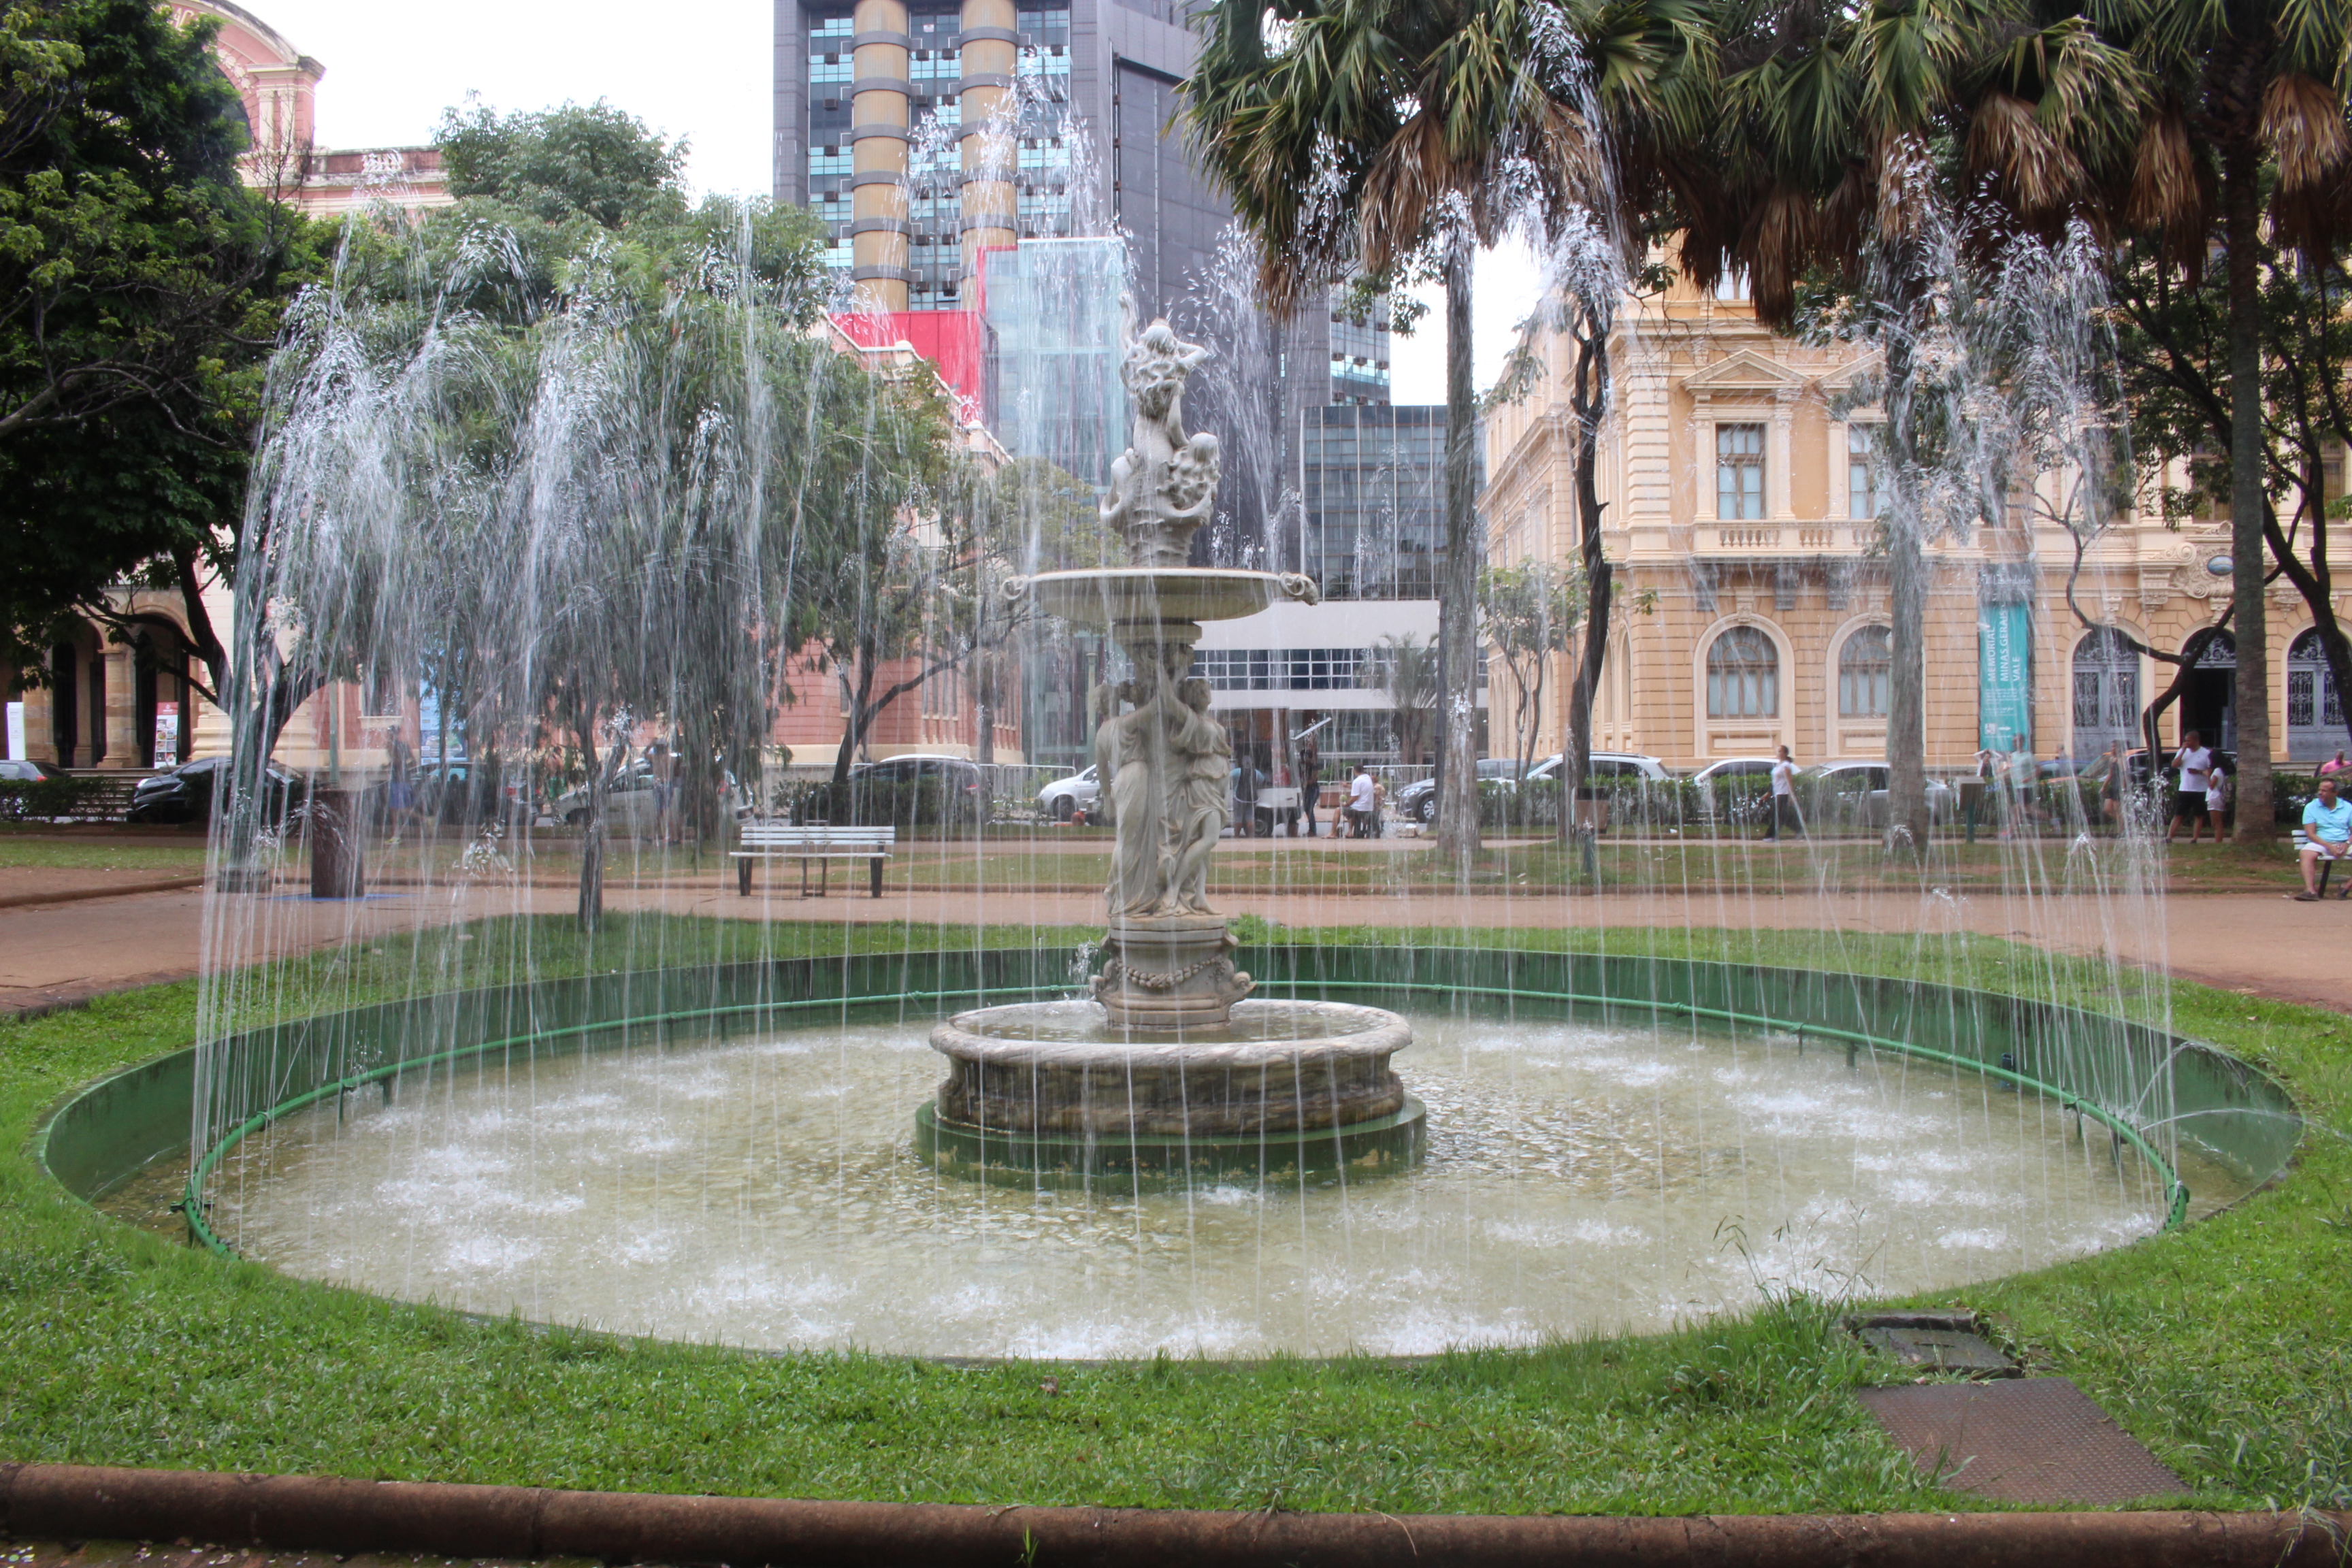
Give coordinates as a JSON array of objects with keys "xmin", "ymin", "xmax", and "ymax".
[
  {"xmin": 1487, "ymin": 233, "xmax": 1674, "ymax": 845},
  {"xmin": 435, "ymin": 99, "xmax": 689, "ymax": 230},
  {"xmin": 0, "ymin": 0, "xmax": 318, "ymax": 689},
  {"xmin": 2085, "ymin": 0, "xmax": 2352, "ymax": 840},
  {"xmin": 1361, "ymin": 632, "xmax": 1439, "ymax": 771},
  {"xmin": 1480, "ymin": 559, "xmax": 1583, "ymax": 783},
  {"xmin": 2110, "ymin": 234, "xmax": 2352, "ymax": 762}
]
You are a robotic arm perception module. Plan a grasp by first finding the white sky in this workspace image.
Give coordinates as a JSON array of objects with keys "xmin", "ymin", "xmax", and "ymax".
[
  {"xmin": 244, "ymin": 0, "xmax": 776, "ymax": 199},
  {"xmin": 255, "ymin": 0, "xmax": 1544, "ymax": 399},
  {"xmin": 1386, "ymin": 235, "xmax": 1547, "ymax": 408}
]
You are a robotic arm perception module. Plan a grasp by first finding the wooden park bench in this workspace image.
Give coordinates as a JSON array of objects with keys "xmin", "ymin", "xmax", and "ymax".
[{"xmin": 732, "ymin": 821, "xmax": 895, "ymax": 898}]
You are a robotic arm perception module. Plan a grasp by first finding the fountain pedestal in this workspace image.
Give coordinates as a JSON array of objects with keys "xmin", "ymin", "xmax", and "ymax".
[{"xmin": 1092, "ymin": 913, "xmax": 1252, "ymax": 1030}]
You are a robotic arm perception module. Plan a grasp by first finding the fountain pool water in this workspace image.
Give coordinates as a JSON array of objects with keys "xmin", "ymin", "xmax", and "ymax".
[{"xmin": 176, "ymin": 1005, "xmax": 2234, "ymax": 1360}]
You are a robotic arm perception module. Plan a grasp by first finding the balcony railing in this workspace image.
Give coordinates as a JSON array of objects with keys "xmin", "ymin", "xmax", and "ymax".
[{"xmin": 1705, "ymin": 524, "xmax": 1878, "ymax": 553}]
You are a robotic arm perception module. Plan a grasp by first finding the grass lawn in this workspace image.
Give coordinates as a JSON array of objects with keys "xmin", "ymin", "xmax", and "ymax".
[
  {"xmin": 0, "ymin": 837, "xmax": 210, "ymax": 875},
  {"xmin": 0, "ymin": 915, "xmax": 2344, "ymax": 1514}
]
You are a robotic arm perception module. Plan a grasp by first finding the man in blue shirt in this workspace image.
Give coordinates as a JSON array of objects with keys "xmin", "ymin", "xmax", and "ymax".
[{"xmin": 2297, "ymin": 775, "xmax": 2352, "ymax": 900}]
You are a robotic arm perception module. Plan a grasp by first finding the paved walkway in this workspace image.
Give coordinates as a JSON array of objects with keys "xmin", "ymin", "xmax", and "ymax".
[{"xmin": 3, "ymin": 858, "xmax": 2346, "ymax": 1017}]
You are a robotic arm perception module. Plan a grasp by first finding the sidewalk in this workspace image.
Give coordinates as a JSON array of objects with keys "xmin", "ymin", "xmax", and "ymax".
[{"xmin": 3, "ymin": 868, "xmax": 2346, "ymax": 1019}]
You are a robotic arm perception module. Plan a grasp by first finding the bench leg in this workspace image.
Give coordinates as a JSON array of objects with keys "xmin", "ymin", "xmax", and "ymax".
[
  {"xmin": 738, "ymin": 859, "xmax": 751, "ymax": 896},
  {"xmin": 870, "ymin": 855, "xmax": 883, "ymax": 898}
]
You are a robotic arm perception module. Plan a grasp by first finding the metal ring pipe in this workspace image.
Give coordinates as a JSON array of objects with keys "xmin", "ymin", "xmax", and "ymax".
[{"xmin": 3, "ymin": 1461, "xmax": 2345, "ymax": 1567}]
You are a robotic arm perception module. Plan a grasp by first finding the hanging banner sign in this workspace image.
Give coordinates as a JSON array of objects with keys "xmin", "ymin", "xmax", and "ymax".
[
  {"xmin": 1978, "ymin": 603, "xmax": 2033, "ymax": 754},
  {"xmin": 153, "ymin": 700, "xmax": 180, "ymax": 765}
]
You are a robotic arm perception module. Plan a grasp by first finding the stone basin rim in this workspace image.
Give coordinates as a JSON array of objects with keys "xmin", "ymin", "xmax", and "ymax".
[
  {"xmin": 1012, "ymin": 567, "xmax": 1317, "ymax": 628},
  {"xmin": 931, "ymin": 998, "xmax": 1411, "ymax": 1069}
]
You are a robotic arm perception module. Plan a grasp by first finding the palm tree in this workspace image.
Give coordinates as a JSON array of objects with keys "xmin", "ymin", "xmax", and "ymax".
[
  {"xmin": 2085, "ymin": 0, "xmax": 2352, "ymax": 842},
  {"xmin": 1182, "ymin": 0, "xmax": 1709, "ymax": 864},
  {"xmin": 1364, "ymin": 632, "xmax": 1441, "ymax": 770},
  {"xmin": 1679, "ymin": 0, "xmax": 2134, "ymax": 849}
]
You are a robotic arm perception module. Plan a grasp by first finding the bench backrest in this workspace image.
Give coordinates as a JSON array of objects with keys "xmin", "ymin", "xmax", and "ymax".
[{"xmin": 741, "ymin": 822, "xmax": 895, "ymax": 849}]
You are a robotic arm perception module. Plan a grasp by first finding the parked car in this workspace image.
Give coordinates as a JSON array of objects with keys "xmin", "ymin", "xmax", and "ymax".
[
  {"xmin": 1396, "ymin": 757, "xmax": 1533, "ymax": 826},
  {"xmin": 1039, "ymin": 764, "xmax": 1100, "ymax": 821},
  {"xmin": 1793, "ymin": 761, "xmax": 1955, "ymax": 828},
  {"xmin": 1525, "ymin": 750, "xmax": 1674, "ymax": 787},
  {"xmin": 0, "ymin": 758, "xmax": 66, "ymax": 783},
  {"xmin": 552, "ymin": 762, "xmax": 661, "ymax": 831},
  {"xmin": 845, "ymin": 754, "xmax": 992, "ymax": 823},
  {"xmin": 1689, "ymin": 757, "xmax": 1782, "ymax": 823},
  {"xmin": 125, "ymin": 755, "xmax": 301, "ymax": 826}
]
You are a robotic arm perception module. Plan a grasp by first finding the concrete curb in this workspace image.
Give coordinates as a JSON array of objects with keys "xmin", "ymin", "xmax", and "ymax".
[
  {"xmin": 1, "ymin": 1463, "xmax": 2347, "ymax": 1567},
  {"xmin": 0, "ymin": 878, "xmax": 205, "ymax": 911}
]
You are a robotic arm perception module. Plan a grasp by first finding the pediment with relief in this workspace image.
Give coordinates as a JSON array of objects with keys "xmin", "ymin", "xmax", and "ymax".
[
  {"xmin": 1682, "ymin": 349, "xmax": 1809, "ymax": 395},
  {"xmin": 1817, "ymin": 353, "xmax": 1885, "ymax": 402}
]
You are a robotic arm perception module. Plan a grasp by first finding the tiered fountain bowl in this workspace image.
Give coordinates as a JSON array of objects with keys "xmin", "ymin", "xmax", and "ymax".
[
  {"xmin": 917, "ymin": 998, "xmax": 1423, "ymax": 1187},
  {"xmin": 915, "ymin": 321, "xmax": 1422, "ymax": 1188}
]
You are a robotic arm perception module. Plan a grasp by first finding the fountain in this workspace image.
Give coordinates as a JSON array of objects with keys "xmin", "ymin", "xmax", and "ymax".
[{"xmin": 919, "ymin": 320, "xmax": 1426, "ymax": 1186}]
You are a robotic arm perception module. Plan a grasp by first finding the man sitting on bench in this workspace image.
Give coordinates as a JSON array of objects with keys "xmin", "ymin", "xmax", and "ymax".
[{"xmin": 2296, "ymin": 775, "xmax": 2352, "ymax": 900}]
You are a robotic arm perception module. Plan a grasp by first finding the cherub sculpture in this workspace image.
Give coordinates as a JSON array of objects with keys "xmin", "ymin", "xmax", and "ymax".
[{"xmin": 1098, "ymin": 319, "xmax": 1220, "ymax": 566}]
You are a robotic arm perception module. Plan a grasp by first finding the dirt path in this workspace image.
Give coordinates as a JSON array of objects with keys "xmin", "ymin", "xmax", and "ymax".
[{"xmin": 3, "ymin": 861, "xmax": 2345, "ymax": 1019}]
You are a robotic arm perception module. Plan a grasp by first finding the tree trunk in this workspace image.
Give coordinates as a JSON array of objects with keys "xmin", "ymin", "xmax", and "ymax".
[
  {"xmin": 2223, "ymin": 137, "xmax": 2274, "ymax": 840},
  {"xmin": 1560, "ymin": 310, "xmax": 1612, "ymax": 851},
  {"xmin": 576, "ymin": 729, "xmax": 614, "ymax": 931},
  {"xmin": 833, "ymin": 656, "xmax": 870, "ymax": 787},
  {"xmin": 1881, "ymin": 272, "xmax": 1929, "ymax": 851},
  {"xmin": 1434, "ymin": 244, "xmax": 1482, "ymax": 864},
  {"xmin": 976, "ymin": 702, "xmax": 995, "ymax": 766}
]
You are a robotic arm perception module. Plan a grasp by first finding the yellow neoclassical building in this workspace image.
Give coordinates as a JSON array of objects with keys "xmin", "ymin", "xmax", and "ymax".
[{"xmin": 1480, "ymin": 273, "xmax": 2351, "ymax": 774}]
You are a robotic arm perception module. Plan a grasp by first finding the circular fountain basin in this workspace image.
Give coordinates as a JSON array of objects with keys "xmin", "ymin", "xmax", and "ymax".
[
  {"xmin": 159, "ymin": 1009, "xmax": 2237, "ymax": 1359},
  {"xmin": 921, "ymin": 998, "xmax": 1422, "ymax": 1186}
]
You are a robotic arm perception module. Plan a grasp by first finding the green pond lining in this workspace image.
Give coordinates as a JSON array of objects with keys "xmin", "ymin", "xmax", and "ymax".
[{"xmin": 35, "ymin": 945, "xmax": 2304, "ymax": 1267}]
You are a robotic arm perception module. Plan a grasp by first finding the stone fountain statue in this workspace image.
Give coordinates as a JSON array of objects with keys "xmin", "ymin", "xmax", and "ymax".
[{"xmin": 921, "ymin": 321, "xmax": 1419, "ymax": 1186}]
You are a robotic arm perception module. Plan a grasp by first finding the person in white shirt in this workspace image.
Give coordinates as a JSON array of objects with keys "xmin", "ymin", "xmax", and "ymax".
[
  {"xmin": 2166, "ymin": 730, "xmax": 2215, "ymax": 844},
  {"xmin": 1346, "ymin": 766, "xmax": 1377, "ymax": 838},
  {"xmin": 1763, "ymin": 746, "xmax": 1801, "ymax": 840}
]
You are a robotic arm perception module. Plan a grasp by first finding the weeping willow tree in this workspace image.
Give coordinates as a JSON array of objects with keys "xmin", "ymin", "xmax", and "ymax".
[{"xmin": 225, "ymin": 195, "xmax": 964, "ymax": 926}]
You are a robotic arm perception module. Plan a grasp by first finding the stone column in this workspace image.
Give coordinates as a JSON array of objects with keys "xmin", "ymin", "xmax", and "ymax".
[
  {"xmin": 957, "ymin": 0, "xmax": 1018, "ymax": 291},
  {"xmin": 849, "ymin": 0, "xmax": 912, "ymax": 313}
]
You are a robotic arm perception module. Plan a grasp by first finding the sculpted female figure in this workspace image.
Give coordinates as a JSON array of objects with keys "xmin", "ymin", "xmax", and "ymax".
[
  {"xmin": 1163, "ymin": 675, "xmax": 1231, "ymax": 915},
  {"xmin": 1099, "ymin": 672, "xmax": 1172, "ymax": 918}
]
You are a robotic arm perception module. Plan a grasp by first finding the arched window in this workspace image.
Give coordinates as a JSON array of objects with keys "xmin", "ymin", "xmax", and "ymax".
[
  {"xmin": 1706, "ymin": 626, "xmax": 1778, "ymax": 717},
  {"xmin": 2288, "ymin": 629, "xmax": 2343, "ymax": 760},
  {"xmin": 2072, "ymin": 627, "xmax": 2140, "ymax": 757},
  {"xmin": 1838, "ymin": 625, "xmax": 1891, "ymax": 717}
]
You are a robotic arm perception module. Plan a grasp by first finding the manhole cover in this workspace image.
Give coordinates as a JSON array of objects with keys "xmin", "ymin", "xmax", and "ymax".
[
  {"xmin": 1848, "ymin": 1311, "xmax": 2018, "ymax": 1377},
  {"xmin": 1858, "ymin": 1375, "xmax": 2189, "ymax": 1503}
]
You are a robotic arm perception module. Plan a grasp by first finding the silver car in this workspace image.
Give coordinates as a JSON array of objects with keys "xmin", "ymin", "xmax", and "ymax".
[
  {"xmin": 1039, "ymin": 764, "xmax": 1100, "ymax": 821},
  {"xmin": 1795, "ymin": 762, "xmax": 1955, "ymax": 827},
  {"xmin": 554, "ymin": 763, "xmax": 662, "ymax": 831}
]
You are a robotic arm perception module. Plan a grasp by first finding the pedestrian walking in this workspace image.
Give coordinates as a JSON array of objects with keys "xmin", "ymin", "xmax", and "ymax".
[
  {"xmin": 1232, "ymin": 750, "xmax": 1262, "ymax": 838},
  {"xmin": 2093, "ymin": 743, "xmax": 2123, "ymax": 828},
  {"xmin": 1764, "ymin": 746, "xmax": 1802, "ymax": 840},
  {"xmin": 1296, "ymin": 740, "xmax": 1321, "ymax": 838}
]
